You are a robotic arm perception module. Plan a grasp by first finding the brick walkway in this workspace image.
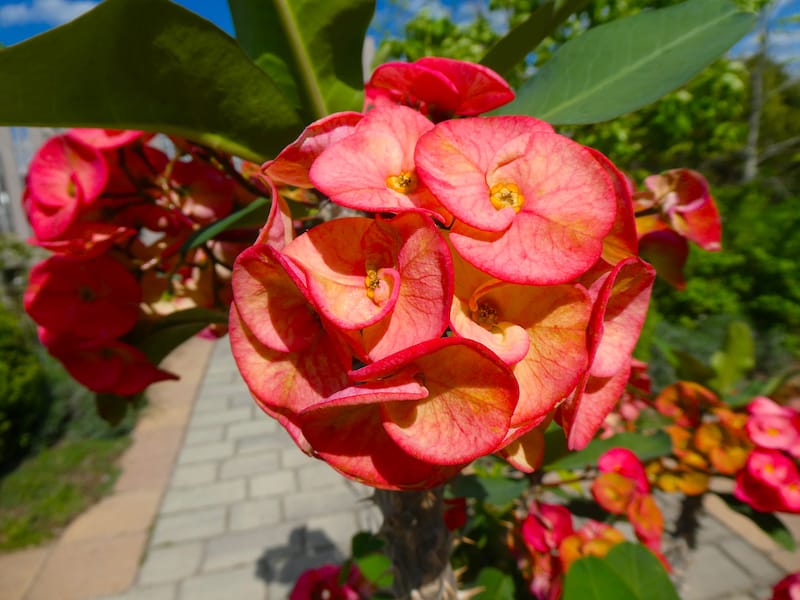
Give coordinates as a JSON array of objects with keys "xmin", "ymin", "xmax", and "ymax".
[{"xmin": 3, "ymin": 339, "xmax": 799, "ymax": 599}]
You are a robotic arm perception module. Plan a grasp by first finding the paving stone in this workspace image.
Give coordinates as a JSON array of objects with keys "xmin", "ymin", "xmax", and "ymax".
[
  {"xmin": 681, "ymin": 544, "xmax": 754, "ymax": 600},
  {"xmin": 176, "ymin": 440, "xmax": 235, "ymax": 465},
  {"xmin": 179, "ymin": 565, "xmax": 266, "ymax": 600},
  {"xmin": 305, "ymin": 511, "xmax": 361, "ymax": 553},
  {"xmin": 161, "ymin": 479, "xmax": 246, "ymax": 513},
  {"xmin": 203, "ymin": 525, "xmax": 284, "ymax": 572},
  {"xmin": 93, "ymin": 583, "xmax": 177, "ymax": 600},
  {"xmin": 226, "ymin": 419, "xmax": 278, "ymax": 441},
  {"xmin": 138, "ymin": 543, "xmax": 203, "ymax": 585},
  {"xmin": 183, "ymin": 425, "xmax": 224, "ymax": 446},
  {"xmin": 191, "ymin": 393, "xmax": 230, "ymax": 414},
  {"xmin": 151, "ymin": 506, "xmax": 227, "ymax": 546},
  {"xmin": 190, "ymin": 407, "xmax": 253, "ymax": 429},
  {"xmin": 720, "ymin": 537, "xmax": 784, "ymax": 583},
  {"xmin": 282, "ymin": 487, "xmax": 365, "ymax": 521},
  {"xmin": 0, "ymin": 545, "xmax": 50, "ymax": 600},
  {"xmin": 249, "ymin": 470, "xmax": 297, "ymax": 498},
  {"xmin": 171, "ymin": 462, "xmax": 218, "ymax": 488},
  {"xmin": 220, "ymin": 451, "xmax": 280, "ymax": 479},
  {"xmin": 281, "ymin": 447, "xmax": 318, "ymax": 469},
  {"xmin": 696, "ymin": 513, "xmax": 735, "ymax": 545},
  {"xmin": 237, "ymin": 431, "xmax": 295, "ymax": 454},
  {"xmin": 229, "ymin": 498, "xmax": 282, "ymax": 531},
  {"xmin": 296, "ymin": 462, "xmax": 352, "ymax": 491},
  {"xmin": 60, "ymin": 491, "xmax": 160, "ymax": 543},
  {"xmin": 229, "ymin": 391, "xmax": 259, "ymax": 408}
]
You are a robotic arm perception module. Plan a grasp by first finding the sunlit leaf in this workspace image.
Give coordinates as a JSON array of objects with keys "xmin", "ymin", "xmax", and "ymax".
[
  {"xmin": 544, "ymin": 432, "xmax": 672, "ymax": 471},
  {"xmin": 228, "ymin": 0, "xmax": 374, "ymax": 121},
  {"xmin": 0, "ymin": 0, "xmax": 303, "ymax": 162},
  {"xmin": 502, "ymin": 0, "xmax": 756, "ymax": 124}
]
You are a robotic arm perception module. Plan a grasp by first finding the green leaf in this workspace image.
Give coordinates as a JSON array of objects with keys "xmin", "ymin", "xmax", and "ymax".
[
  {"xmin": 468, "ymin": 567, "xmax": 515, "ymax": 600},
  {"xmin": 480, "ymin": 0, "xmax": 589, "ymax": 76},
  {"xmin": 476, "ymin": 474, "xmax": 528, "ymax": 508},
  {"xmin": 351, "ymin": 531, "xmax": 385, "ymax": 558},
  {"xmin": 447, "ymin": 473, "xmax": 489, "ymax": 501},
  {"xmin": 133, "ymin": 308, "xmax": 228, "ymax": 366},
  {"xmin": 709, "ymin": 320, "xmax": 755, "ymax": 394},
  {"xmin": 0, "ymin": 0, "xmax": 304, "ymax": 162},
  {"xmin": 94, "ymin": 393, "xmax": 130, "ymax": 426},
  {"xmin": 228, "ymin": 0, "xmax": 374, "ymax": 121},
  {"xmin": 564, "ymin": 543, "xmax": 679, "ymax": 600},
  {"xmin": 181, "ymin": 197, "xmax": 270, "ymax": 253},
  {"xmin": 718, "ymin": 493, "xmax": 797, "ymax": 551},
  {"xmin": 354, "ymin": 553, "xmax": 394, "ymax": 588},
  {"xmin": 501, "ymin": 0, "xmax": 757, "ymax": 124},
  {"xmin": 544, "ymin": 431, "xmax": 672, "ymax": 471}
]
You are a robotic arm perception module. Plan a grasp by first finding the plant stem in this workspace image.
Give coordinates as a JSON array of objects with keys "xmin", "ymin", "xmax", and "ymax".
[{"xmin": 373, "ymin": 486, "xmax": 458, "ymax": 599}]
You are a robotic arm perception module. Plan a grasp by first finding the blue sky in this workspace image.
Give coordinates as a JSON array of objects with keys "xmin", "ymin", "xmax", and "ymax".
[{"xmin": 0, "ymin": 0, "xmax": 798, "ymax": 72}]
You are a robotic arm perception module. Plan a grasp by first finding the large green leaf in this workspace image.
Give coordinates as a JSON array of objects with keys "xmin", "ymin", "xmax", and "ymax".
[
  {"xmin": 469, "ymin": 567, "xmax": 516, "ymax": 600},
  {"xmin": 501, "ymin": 0, "xmax": 756, "ymax": 124},
  {"xmin": 0, "ymin": 0, "xmax": 304, "ymax": 162},
  {"xmin": 228, "ymin": 0, "xmax": 374, "ymax": 121},
  {"xmin": 544, "ymin": 431, "xmax": 672, "ymax": 471},
  {"xmin": 480, "ymin": 0, "xmax": 589, "ymax": 77},
  {"xmin": 563, "ymin": 543, "xmax": 679, "ymax": 600}
]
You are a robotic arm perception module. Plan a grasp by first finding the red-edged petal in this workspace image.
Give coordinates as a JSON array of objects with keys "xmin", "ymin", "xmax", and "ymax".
[{"xmin": 416, "ymin": 56, "xmax": 515, "ymax": 115}]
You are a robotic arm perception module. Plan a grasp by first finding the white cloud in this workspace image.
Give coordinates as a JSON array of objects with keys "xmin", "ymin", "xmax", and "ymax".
[{"xmin": 0, "ymin": 0, "xmax": 98, "ymax": 27}]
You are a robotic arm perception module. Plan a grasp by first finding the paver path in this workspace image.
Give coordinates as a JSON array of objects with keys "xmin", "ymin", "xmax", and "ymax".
[{"xmin": 3, "ymin": 339, "xmax": 798, "ymax": 599}]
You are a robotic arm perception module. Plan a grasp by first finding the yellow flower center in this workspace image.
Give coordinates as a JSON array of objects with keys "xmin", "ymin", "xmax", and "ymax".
[
  {"xmin": 473, "ymin": 302, "xmax": 499, "ymax": 328},
  {"xmin": 489, "ymin": 182, "xmax": 524, "ymax": 212},
  {"xmin": 365, "ymin": 269, "xmax": 381, "ymax": 299},
  {"xmin": 386, "ymin": 171, "xmax": 418, "ymax": 194}
]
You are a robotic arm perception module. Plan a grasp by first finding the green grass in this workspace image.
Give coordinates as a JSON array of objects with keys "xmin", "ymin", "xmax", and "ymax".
[{"xmin": 0, "ymin": 436, "xmax": 130, "ymax": 551}]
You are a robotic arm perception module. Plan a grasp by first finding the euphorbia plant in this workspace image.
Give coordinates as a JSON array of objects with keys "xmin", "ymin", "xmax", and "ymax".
[{"xmin": 0, "ymin": 0, "xmax": 761, "ymax": 597}]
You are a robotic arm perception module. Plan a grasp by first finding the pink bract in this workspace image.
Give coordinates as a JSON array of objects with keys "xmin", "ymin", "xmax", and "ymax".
[
  {"xmin": 309, "ymin": 104, "xmax": 450, "ymax": 222},
  {"xmin": 264, "ymin": 111, "xmax": 363, "ymax": 188},
  {"xmin": 416, "ymin": 116, "xmax": 616, "ymax": 284},
  {"xmin": 296, "ymin": 337, "xmax": 519, "ymax": 490},
  {"xmin": 66, "ymin": 128, "xmax": 145, "ymax": 150},
  {"xmin": 285, "ymin": 213, "xmax": 452, "ymax": 361},
  {"xmin": 597, "ymin": 447, "xmax": 649, "ymax": 494},
  {"xmin": 521, "ymin": 502, "xmax": 575, "ymax": 553}
]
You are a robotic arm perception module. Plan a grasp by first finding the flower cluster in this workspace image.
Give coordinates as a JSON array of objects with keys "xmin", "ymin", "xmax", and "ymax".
[
  {"xmin": 230, "ymin": 56, "xmax": 656, "ymax": 491},
  {"xmin": 289, "ymin": 563, "xmax": 373, "ymax": 600},
  {"xmin": 735, "ymin": 396, "xmax": 800, "ymax": 513},
  {"xmin": 517, "ymin": 501, "xmax": 627, "ymax": 600},
  {"xmin": 591, "ymin": 448, "xmax": 664, "ymax": 555},
  {"xmin": 22, "ymin": 129, "xmax": 260, "ymax": 395}
]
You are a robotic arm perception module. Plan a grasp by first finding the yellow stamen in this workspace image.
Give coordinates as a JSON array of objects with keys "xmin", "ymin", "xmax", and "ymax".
[
  {"xmin": 473, "ymin": 302, "xmax": 499, "ymax": 328},
  {"xmin": 489, "ymin": 182, "xmax": 524, "ymax": 212},
  {"xmin": 365, "ymin": 269, "xmax": 380, "ymax": 299},
  {"xmin": 386, "ymin": 171, "xmax": 418, "ymax": 194}
]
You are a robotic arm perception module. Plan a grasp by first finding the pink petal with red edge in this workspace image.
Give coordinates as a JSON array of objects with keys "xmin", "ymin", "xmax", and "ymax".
[
  {"xmin": 24, "ymin": 188, "xmax": 81, "ymax": 241},
  {"xmin": 560, "ymin": 358, "xmax": 633, "ymax": 450},
  {"xmin": 521, "ymin": 502, "xmax": 574, "ymax": 553},
  {"xmin": 24, "ymin": 254, "xmax": 141, "ymax": 341},
  {"xmin": 415, "ymin": 116, "xmax": 553, "ymax": 233},
  {"xmin": 310, "ymin": 105, "xmax": 447, "ymax": 221},
  {"xmin": 170, "ymin": 160, "xmax": 234, "ymax": 224},
  {"xmin": 416, "ymin": 56, "xmax": 515, "ymax": 115},
  {"xmin": 298, "ymin": 400, "xmax": 464, "ymax": 490},
  {"xmin": 27, "ymin": 134, "xmax": 108, "ymax": 209},
  {"xmin": 67, "ymin": 128, "xmax": 144, "ymax": 149},
  {"xmin": 264, "ymin": 111, "xmax": 362, "ymax": 188},
  {"xmin": 228, "ymin": 305, "xmax": 349, "ymax": 453},
  {"xmin": 584, "ymin": 257, "xmax": 655, "ymax": 379},
  {"xmin": 748, "ymin": 396, "xmax": 795, "ymax": 417},
  {"xmin": 637, "ymin": 229, "xmax": 688, "ymax": 290},
  {"xmin": 351, "ymin": 337, "xmax": 518, "ymax": 466},
  {"xmin": 585, "ymin": 148, "xmax": 638, "ymax": 264},
  {"xmin": 284, "ymin": 218, "xmax": 400, "ymax": 330},
  {"xmin": 231, "ymin": 245, "xmax": 321, "ymax": 353},
  {"xmin": 253, "ymin": 180, "xmax": 294, "ymax": 249},
  {"xmin": 34, "ymin": 223, "xmax": 135, "ymax": 259}
]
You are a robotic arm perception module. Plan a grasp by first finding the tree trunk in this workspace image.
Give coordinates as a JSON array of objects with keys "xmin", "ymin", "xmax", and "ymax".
[{"xmin": 374, "ymin": 486, "xmax": 458, "ymax": 599}]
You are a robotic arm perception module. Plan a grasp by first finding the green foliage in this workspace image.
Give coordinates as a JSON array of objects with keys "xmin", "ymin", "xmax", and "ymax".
[
  {"xmin": 543, "ymin": 431, "xmax": 672, "ymax": 471},
  {"xmin": 227, "ymin": 0, "xmax": 374, "ymax": 121},
  {"xmin": 0, "ymin": 0, "xmax": 304, "ymax": 162},
  {"xmin": 0, "ymin": 305, "xmax": 51, "ymax": 471},
  {"xmin": 0, "ymin": 436, "xmax": 128, "ymax": 550},
  {"xmin": 467, "ymin": 567, "xmax": 516, "ymax": 599},
  {"xmin": 563, "ymin": 542, "xmax": 679, "ymax": 600},
  {"xmin": 500, "ymin": 0, "xmax": 756, "ymax": 125}
]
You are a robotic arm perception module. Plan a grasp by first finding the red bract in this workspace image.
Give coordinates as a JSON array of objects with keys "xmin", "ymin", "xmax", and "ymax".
[
  {"xmin": 24, "ymin": 254, "xmax": 141, "ymax": 342},
  {"xmin": 67, "ymin": 128, "xmax": 145, "ymax": 149},
  {"xmin": 169, "ymin": 160, "xmax": 234, "ymax": 224},
  {"xmin": 521, "ymin": 503, "xmax": 574, "ymax": 554},
  {"xmin": 365, "ymin": 56, "xmax": 514, "ymax": 119},
  {"xmin": 289, "ymin": 563, "xmax": 372, "ymax": 600},
  {"xmin": 734, "ymin": 449, "xmax": 800, "ymax": 513},
  {"xmin": 771, "ymin": 572, "xmax": 800, "ymax": 600},
  {"xmin": 415, "ymin": 116, "xmax": 617, "ymax": 284},
  {"xmin": 597, "ymin": 447, "xmax": 649, "ymax": 493},
  {"xmin": 43, "ymin": 332, "xmax": 177, "ymax": 395},
  {"xmin": 310, "ymin": 105, "xmax": 449, "ymax": 222}
]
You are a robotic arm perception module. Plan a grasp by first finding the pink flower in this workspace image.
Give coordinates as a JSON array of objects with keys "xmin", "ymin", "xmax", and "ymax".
[
  {"xmin": 771, "ymin": 572, "xmax": 800, "ymax": 600},
  {"xmin": 66, "ymin": 128, "xmax": 145, "ymax": 150},
  {"xmin": 521, "ymin": 503, "xmax": 574, "ymax": 554},
  {"xmin": 597, "ymin": 448, "xmax": 649, "ymax": 494},
  {"xmin": 289, "ymin": 563, "xmax": 372, "ymax": 600},
  {"xmin": 415, "ymin": 116, "xmax": 617, "ymax": 284},
  {"xmin": 734, "ymin": 449, "xmax": 800, "ymax": 513},
  {"xmin": 746, "ymin": 397, "xmax": 800, "ymax": 457}
]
